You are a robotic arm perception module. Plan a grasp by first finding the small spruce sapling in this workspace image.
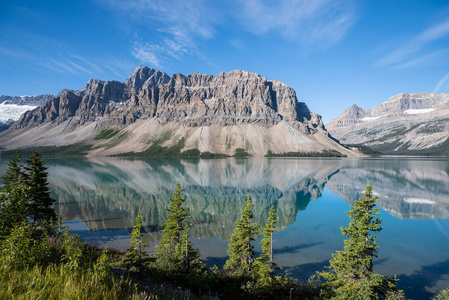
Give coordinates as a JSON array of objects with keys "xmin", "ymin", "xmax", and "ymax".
[
  {"xmin": 254, "ymin": 204, "xmax": 279, "ymax": 284},
  {"xmin": 125, "ymin": 212, "xmax": 151, "ymax": 274}
]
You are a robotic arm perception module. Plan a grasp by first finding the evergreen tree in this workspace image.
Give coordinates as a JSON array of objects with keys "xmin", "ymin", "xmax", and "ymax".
[
  {"xmin": 1, "ymin": 150, "xmax": 25, "ymax": 192},
  {"xmin": 224, "ymin": 194, "xmax": 259, "ymax": 276},
  {"xmin": 319, "ymin": 183, "xmax": 405, "ymax": 299},
  {"xmin": 155, "ymin": 182, "xmax": 200, "ymax": 272},
  {"xmin": 159, "ymin": 182, "xmax": 189, "ymax": 246},
  {"xmin": 125, "ymin": 212, "xmax": 151, "ymax": 274},
  {"xmin": 254, "ymin": 204, "xmax": 278, "ymax": 283},
  {"xmin": 177, "ymin": 222, "xmax": 202, "ymax": 271},
  {"xmin": 24, "ymin": 150, "xmax": 56, "ymax": 224},
  {"xmin": 0, "ymin": 151, "xmax": 29, "ymax": 236},
  {"xmin": 0, "ymin": 177, "xmax": 29, "ymax": 237}
]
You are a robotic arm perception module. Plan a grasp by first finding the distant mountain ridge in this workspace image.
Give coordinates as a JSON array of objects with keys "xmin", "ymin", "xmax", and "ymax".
[
  {"xmin": 0, "ymin": 66, "xmax": 357, "ymax": 157},
  {"xmin": 326, "ymin": 92, "xmax": 449, "ymax": 155},
  {"xmin": 0, "ymin": 94, "xmax": 54, "ymax": 106},
  {"xmin": 0, "ymin": 94, "xmax": 54, "ymax": 129}
]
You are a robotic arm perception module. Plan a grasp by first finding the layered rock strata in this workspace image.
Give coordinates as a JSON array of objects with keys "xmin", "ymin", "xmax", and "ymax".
[{"xmin": 0, "ymin": 66, "xmax": 357, "ymax": 157}]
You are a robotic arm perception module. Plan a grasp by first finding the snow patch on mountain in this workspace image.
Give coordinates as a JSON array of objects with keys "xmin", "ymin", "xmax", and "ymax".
[
  {"xmin": 0, "ymin": 102, "xmax": 36, "ymax": 123},
  {"xmin": 404, "ymin": 108, "xmax": 436, "ymax": 114},
  {"xmin": 361, "ymin": 116, "xmax": 383, "ymax": 122}
]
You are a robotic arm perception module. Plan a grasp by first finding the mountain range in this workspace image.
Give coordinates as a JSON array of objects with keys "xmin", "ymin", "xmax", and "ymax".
[
  {"xmin": 0, "ymin": 66, "xmax": 356, "ymax": 157},
  {"xmin": 326, "ymin": 92, "xmax": 449, "ymax": 156}
]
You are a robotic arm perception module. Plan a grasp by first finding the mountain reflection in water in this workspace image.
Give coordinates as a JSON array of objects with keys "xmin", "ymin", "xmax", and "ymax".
[
  {"xmin": 48, "ymin": 157, "xmax": 336, "ymax": 241},
  {"xmin": 39, "ymin": 157, "xmax": 449, "ymax": 240},
  {"xmin": 1, "ymin": 157, "xmax": 449, "ymax": 299}
]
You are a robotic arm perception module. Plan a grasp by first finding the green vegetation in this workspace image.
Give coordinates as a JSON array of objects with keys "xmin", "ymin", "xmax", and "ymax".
[
  {"xmin": 24, "ymin": 151, "xmax": 57, "ymax": 224},
  {"xmin": 117, "ymin": 136, "xmax": 228, "ymax": 158},
  {"xmin": 234, "ymin": 148, "xmax": 251, "ymax": 157},
  {"xmin": 154, "ymin": 182, "xmax": 203, "ymax": 275},
  {"xmin": 3, "ymin": 152, "xmax": 449, "ymax": 299},
  {"xmin": 254, "ymin": 204, "xmax": 279, "ymax": 285},
  {"xmin": 103, "ymin": 131, "xmax": 131, "ymax": 149},
  {"xmin": 417, "ymin": 119, "xmax": 449, "ymax": 134},
  {"xmin": 180, "ymin": 149, "xmax": 228, "ymax": 158},
  {"xmin": 434, "ymin": 287, "xmax": 449, "ymax": 300},
  {"xmin": 0, "ymin": 150, "xmax": 56, "ymax": 233},
  {"xmin": 319, "ymin": 183, "xmax": 405, "ymax": 299},
  {"xmin": 224, "ymin": 195, "xmax": 259, "ymax": 275},
  {"xmin": 371, "ymin": 137, "xmax": 449, "ymax": 156},
  {"xmin": 266, "ymin": 149, "xmax": 347, "ymax": 157},
  {"xmin": 345, "ymin": 144, "xmax": 382, "ymax": 156},
  {"xmin": 124, "ymin": 212, "xmax": 152, "ymax": 275},
  {"xmin": 117, "ymin": 137, "xmax": 186, "ymax": 157},
  {"xmin": 94, "ymin": 127, "xmax": 121, "ymax": 140},
  {"xmin": 0, "ymin": 143, "xmax": 93, "ymax": 157}
]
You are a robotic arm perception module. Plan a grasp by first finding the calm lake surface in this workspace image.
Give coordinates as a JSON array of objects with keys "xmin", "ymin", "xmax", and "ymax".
[{"xmin": 1, "ymin": 157, "xmax": 449, "ymax": 299}]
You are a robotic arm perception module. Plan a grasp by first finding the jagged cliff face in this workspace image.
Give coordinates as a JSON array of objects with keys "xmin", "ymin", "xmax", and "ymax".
[
  {"xmin": 326, "ymin": 93, "xmax": 449, "ymax": 155},
  {"xmin": 0, "ymin": 66, "xmax": 356, "ymax": 157}
]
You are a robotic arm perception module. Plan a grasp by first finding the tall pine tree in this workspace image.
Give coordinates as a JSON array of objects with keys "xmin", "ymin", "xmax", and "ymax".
[
  {"xmin": 155, "ymin": 182, "xmax": 200, "ymax": 273},
  {"xmin": 224, "ymin": 194, "xmax": 259, "ymax": 276},
  {"xmin": 319, "ymin": 183, "xmax": 405, "ymax": 299},
  {"xmin": 0, "ymin": 151, "xmax": 29, "ymax": 236},
  {"xmin": 24, "ymin": 150, "xmax": 56, "ymax": 224},
  {"xmin": 1, "ymin": 150, "xmax": 25, "ymax": 192}
]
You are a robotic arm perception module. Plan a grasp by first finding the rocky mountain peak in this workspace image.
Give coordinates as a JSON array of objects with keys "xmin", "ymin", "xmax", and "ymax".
[
  {"xmin": 345, "ymin": 104, "xmax": 364, "ymax": 116},
  {"xmin": 125, "ymin": 66, "xmax": 170, "ymax": 92},
  {"xmin": 0, "ymin": 67, "xmax": 357, "ymax": 157},
  {"xmin": 326, "ymin": 92, "xmax": 449, "ymax": 155}
]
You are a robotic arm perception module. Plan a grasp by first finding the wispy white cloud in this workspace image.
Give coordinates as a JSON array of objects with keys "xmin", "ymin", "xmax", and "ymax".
[
  {"xmin": 131, "ymin": 41, "xmax": 162, "ymax": 68},
  {"xmin": 235, "ymin": 0, "xmax": 356, "ymax": 49},
  {"xmin": 99, "ymin": 0, "xmax": 356, "ymax": 66},
  {"xmin": 72, "ymin": 55, "xmax": 103, "ymax": 74},
  {"xmin": 69, "ymin": 62, "xmax": 90, "ymax": 73},
  {"xmin": 100, "ymin": 0, "xmax": 217, "ymax": 65},
  {"xmin": 434, "ymin": 71, "xmax": 449, "ymax": 93},
  {"xmin": 394, "ymin": 48, "xmax": 449, "ymax": 69},
  {"xmin": 376, "ymin": 18, "xmax": 449, "ymax": 68}
]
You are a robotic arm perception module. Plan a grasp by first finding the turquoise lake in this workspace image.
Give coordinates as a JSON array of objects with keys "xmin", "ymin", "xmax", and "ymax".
[{"xmin": 1, "ymin": 157, "xmax": 449, "ymax": 299}]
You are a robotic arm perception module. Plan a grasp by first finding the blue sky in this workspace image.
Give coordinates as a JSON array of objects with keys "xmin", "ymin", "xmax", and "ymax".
[{"xmin": 1, "ymin": 0, "xmax": 449, "ymax": 123}]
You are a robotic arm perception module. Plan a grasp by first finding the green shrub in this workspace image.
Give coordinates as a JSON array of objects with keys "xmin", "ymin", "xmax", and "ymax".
[
  {"xmin": 94, "ymin": 127, "xmax": 121, "ymax": 140},
  {"xmin": 434, "ymin": 288, "xmax": 449, "ymax": 300},
  {"xmin": 234, "ymin": 148, "xmax": 250, "ymax": 157},
  {"xmin": 266, "ymin": 149, "xmax": 346, "ymax": 157}
]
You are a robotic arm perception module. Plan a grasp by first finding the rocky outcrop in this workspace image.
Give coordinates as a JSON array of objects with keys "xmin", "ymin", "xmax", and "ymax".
[
  {"xmin": 326, "ymin": 93, "xmax": 449, "ymax": 155},
  {"xmin": 0, "ymin": 67, "xmax": 357, "ymax": 157},
  {"xmin": 124, "ymin": 66, "xmax": 170, "ymax": 93},
  {"xmin": 104, "ymin": 70, "xmax": 324, "ymax": 132}
]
